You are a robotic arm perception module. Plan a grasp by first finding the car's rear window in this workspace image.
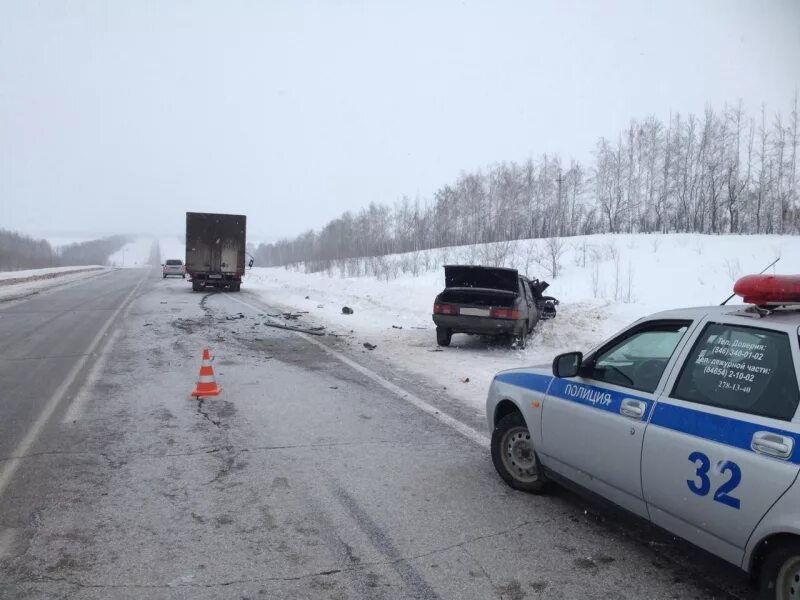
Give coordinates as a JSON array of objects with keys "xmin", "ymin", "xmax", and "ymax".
[{"xmin": 166, "ymin": 260, "xmax": 182, "ymax": 266}]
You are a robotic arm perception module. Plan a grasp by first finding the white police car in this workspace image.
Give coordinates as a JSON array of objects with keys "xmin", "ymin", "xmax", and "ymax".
[{"xmin": 487, "ymin": 274, "xmax": 800, "ymax": 599}]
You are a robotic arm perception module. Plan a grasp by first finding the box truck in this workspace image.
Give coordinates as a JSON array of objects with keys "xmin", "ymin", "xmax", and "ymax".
[{"xmin": 185, "ymin": 212, "xmax": 247, "ymax": 292}]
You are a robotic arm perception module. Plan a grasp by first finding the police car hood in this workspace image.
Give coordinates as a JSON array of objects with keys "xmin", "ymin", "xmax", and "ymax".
[{"xmin": 495, "ymin": 364, "xmax": 551, "ymax": 378}]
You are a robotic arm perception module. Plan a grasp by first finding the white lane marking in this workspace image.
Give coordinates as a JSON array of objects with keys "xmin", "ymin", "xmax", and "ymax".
[
  {"xmin": 224, "ymin": 293, "xmax": 489, "ymax": 449},
  {"xmin": 61, "ymin": 328, "xmax": 122, "ymax": 424},
  {"xmin": 0, "ymin": 271, "xmax": 148, "ymax": 499}
]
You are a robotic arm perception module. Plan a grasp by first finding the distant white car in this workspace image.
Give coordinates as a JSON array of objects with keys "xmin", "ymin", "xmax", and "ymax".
[
  {"xmin": 486, "ymin": 274, "xmax": 800, "ymax": 599},
  {"xmin": 162, "ymin": 259, "xmax": 185, "ymax": 278}
]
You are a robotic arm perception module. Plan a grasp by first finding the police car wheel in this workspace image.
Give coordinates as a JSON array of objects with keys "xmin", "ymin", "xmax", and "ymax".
[
  {"xmin": 760, "ymin": 540, "xmax": 800, "ymax": 600},
  {"xmin": 491, "ymin": 412, "xmax": 546, "ymax": 493}
]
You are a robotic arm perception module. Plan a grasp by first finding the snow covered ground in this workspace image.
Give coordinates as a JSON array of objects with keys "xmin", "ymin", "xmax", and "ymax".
[
  {"xmin": 107, "ymin": 238, "xmax": 155, "ymax": 268},
  {"xmin": 0, "ymin": 266, "xmax": 103, "ymax": 281},
  {"xmin": 244, "ymin": 233, "xmax": 800, "ymax": 415},
  {"xmin": 0, "ymin": 266, "xmax": 107, "ymax": 302}
]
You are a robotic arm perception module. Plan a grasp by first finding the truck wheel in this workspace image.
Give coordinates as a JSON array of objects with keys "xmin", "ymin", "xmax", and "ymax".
[
  {"xmin": 182, "ymin": 274, "xmax": 186, "ymax": 279},
  {"xmin": 230, "ymin": 283, "xmax": 240, "ymax": 292},
  {"xmin": 436, "ymin": 327, "xmax": 451, "ymax": 347},
  {"xmin": 759, "ymin": 539, "xmax": 800, "ymax": 600},
  {"xmin": 192, "ymin": 282, "xmax": 201, "ymax": 292},
  {"xmin": 163, "ymin": 274, "xmax": 166, "ymax": 279},
  {"xmin": 491, "ymin": 412, "xmax": 547, "ymax": 494}
]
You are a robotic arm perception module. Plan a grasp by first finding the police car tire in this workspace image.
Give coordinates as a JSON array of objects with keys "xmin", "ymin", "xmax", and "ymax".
[
  {"xmin": 491, "ymin": 412, "xmax": 547, "ymax": 494},
  {"xmin": 759, "ymin": 540, "xmax": 800, "ymax": 600}
]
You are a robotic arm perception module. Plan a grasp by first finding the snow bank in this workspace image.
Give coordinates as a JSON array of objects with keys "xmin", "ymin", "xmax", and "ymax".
[
  {"xmin": 0, "ymin": 266, "xmax": 107, "ymax": 302},
  {"xmin": 107, "ymin": 238, "xmax": 155, "ymax": 268},
  {"xmin": 0, "ymin": 266, "xmax": 103, "ymax": 281},
  {"xmin": 244, "ymin": 233, "xmax": 800, "ymax": 415}
]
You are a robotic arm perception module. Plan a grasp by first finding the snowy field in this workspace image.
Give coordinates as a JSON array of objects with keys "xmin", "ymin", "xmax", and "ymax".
[
  {"xmin": 107, "ymin": 238, "xmax": 155, "ymax": 268},
  {"xmin": 244, "ymin": 233, "xmax": 800, "ymax": 414}
]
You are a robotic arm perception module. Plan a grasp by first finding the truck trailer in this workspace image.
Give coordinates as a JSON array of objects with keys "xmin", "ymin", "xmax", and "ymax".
[{"xmin": 185, "ymin": 212, "xmax": 247, "ymax": 292}]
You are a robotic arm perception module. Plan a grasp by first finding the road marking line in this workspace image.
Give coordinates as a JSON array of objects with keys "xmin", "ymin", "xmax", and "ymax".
[
  {"xmin": 0, "ymin": 271, "xmax": 147, "ymax": 499},
  {"xmin": 224, "ymin": 293, "xmax": 489, "ymax": 449}
]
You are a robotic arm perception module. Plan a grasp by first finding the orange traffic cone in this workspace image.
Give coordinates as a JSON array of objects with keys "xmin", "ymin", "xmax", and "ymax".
[{"xmin": 191, "ymin": 348, "xmax": 222, "ymax": 397}]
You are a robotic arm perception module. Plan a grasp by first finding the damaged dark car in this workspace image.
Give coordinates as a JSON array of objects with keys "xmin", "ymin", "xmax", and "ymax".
[{"xmin": 432, "ymin": 265, "xmax": 558, "ymax": 348}]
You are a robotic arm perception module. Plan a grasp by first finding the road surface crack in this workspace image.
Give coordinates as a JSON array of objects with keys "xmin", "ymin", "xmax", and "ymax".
[
  {"xmin": 195, "ymin": 398, "xmax": 220, "ymax": 427},
  {"xmin": 0, "ymin": 445, "xmax": 235, "ymax": 465},
  {"xmin": 10, "ymin": 522, "xmax": 538, "ymax": 592},
  {"xmin": 14, "ymin": 568, "xmax": 347, "ymax": 590},
  {"xmin": 460, "ymin": 545, "xmax": 501, "ymax": 598}
]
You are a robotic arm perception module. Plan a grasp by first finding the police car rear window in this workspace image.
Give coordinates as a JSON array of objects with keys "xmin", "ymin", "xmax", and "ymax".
[{"xmin": 672, "ymin": 323, "xmax": 800, "ymax": 421}]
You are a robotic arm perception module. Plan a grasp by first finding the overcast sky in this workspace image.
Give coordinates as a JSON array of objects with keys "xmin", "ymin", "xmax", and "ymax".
[{"xmin": 1, "ymin": 0, "xmax": 799, "ymax": 243}]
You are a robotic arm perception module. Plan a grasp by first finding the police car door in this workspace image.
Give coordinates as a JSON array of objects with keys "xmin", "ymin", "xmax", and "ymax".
[
  {"xmin": 541, "ymin": 320, "xmax": 693, "ymax": 519},
  {"xmin": 641, "ymin": 319, "xmax": 800, "ymax": 566}
]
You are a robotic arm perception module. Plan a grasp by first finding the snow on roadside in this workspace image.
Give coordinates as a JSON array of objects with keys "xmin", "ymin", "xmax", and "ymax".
[
  {"xmin": 0, "ymin": 267, "xmax": 108, "ymax": 302},
  {"xmin": 0, "ymin": 266, "xmax": 104, "ymax": 281},
  {"xmin": 244, "ymin": 233, "xmax": 800, "ymax": 415},
  {"xmin": 107, "ymin": 238, "xmax": 155, "ymax": 268}
]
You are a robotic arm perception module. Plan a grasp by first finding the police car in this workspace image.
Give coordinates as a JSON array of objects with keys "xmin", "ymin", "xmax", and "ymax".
[{"xmin": 487, "ymin": 274, "xmax": 800, "ymax": 599}]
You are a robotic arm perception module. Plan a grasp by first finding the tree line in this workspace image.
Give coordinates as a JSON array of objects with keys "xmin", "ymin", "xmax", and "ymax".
[
  {"xmin": 255, "ymin": 98, "xmax": 799, "ymax": 270},
  {"xmin": 0, "ymin": 229, "xmax": 130, "ymax": 271}
]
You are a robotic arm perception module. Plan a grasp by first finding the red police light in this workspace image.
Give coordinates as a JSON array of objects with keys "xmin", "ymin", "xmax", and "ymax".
[{"xmin": 734, "ymin": 274, "xmax": 800, "ymax": 306}]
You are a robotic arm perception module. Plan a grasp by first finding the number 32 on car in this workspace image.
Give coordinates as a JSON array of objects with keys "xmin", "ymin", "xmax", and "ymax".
[{"xmin": 687, "ymin": 451, "xmax": 742, "ymax": 510}]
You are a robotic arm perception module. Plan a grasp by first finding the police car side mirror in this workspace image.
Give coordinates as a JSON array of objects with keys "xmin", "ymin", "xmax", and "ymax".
[{"xmin": 553, "ymin": 352, "xmax": 582, "ymax": 378}]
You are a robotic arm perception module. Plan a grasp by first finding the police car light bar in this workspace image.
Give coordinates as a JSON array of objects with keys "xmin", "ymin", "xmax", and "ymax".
[{"xmin": 733, "ymin": 274, "xmax": 800, "ymax": 306}]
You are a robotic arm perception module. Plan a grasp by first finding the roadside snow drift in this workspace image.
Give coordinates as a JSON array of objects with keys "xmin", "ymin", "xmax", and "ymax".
[
  {"xmin": 244, "ymin": 233, "xmax": 800, "ymax": 414},
  {"xmin": 0, "ymin": 266, "xmax": 107, "ymax": 302}
]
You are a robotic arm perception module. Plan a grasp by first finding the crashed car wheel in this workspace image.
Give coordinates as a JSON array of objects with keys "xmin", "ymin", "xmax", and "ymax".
[
  {"xmin": 436, "ymin": 327, "xmax": 451, "ymax": 347},
  {"xmin": 511, "ymin": 327, "xmax": 528, "ymax": 349},
  {"xmin": 491, "ymin": 412, "xmax": 547, "ymax": 494}
]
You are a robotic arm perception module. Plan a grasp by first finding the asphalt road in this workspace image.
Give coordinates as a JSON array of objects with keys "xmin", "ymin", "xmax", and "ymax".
[{"xmin": 0, "ymin": 270, "xmax": 755, "ymax": 599}]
